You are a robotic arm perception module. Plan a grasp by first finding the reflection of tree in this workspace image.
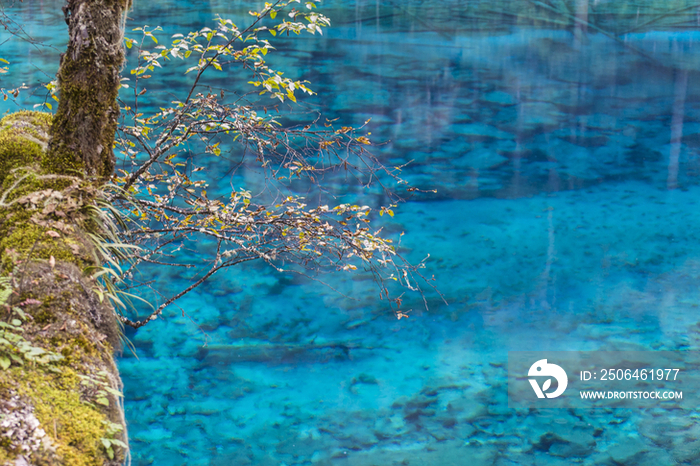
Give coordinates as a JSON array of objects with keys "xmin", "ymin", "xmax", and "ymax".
[{"xmin": 668, "ymin": 69, "xmax": 688, "ymax": 190}]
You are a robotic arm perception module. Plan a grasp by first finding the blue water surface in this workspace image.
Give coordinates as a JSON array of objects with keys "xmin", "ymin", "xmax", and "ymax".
[{"xmin": 4, "ymin": 0, "xmax": 700, "ymax": 464}]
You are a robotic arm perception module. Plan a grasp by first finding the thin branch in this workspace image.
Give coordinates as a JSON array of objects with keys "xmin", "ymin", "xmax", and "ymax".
[{"xmin": 118, "ymin": 255, "xmax": 257, "ymax": 328}]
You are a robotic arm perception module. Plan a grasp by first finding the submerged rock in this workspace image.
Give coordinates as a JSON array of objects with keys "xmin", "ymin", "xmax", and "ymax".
[{"xmin": 453, "ymin": 123, "xmax": 514, "ymax": 140}]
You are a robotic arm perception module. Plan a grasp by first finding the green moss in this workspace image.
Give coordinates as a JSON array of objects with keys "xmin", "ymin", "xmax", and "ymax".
[
  {"xmin": 0, "ymin": 270, "xmax": 123, "ymax": 464},
  {"xmin": 0, "ymin": 105, "xmax": 125, "ymax": 464},
  {"xmin": 0, "ymin": 111, "xmax": 50, "ymax": 185},
  {"xmin": 34, "ymin": 304, "xmax": 58, "ymax": 325},
  {"xmin": 73, "ymin": 333, "xmax": 96, "ymax": 354},
  {"xmin": 0, "ymin": 111, "xmax": 84, "ymax": 268},
  {"xmin": 49, "ymin": 40, "xmax": 117, "ymax": 179},
  {"xmin": 0, "ymin": 110, "xmax": 52, "ymax": 129},
  {"xmin": 0, "ymin": 127, "xmax": 93, "ymax": 269},
  {"xmin": 0, "ymin": 447, "xmax": 11, "ymax": 465},
  {"xmin": 0, "ymin": 366, "xmax": 111, "ymax": 466},
  {"xmin": 20, "ymin": 273, "xmax": 118, "ymax": 367},
  {"xmin": 0, "ymin": 170, "xmax": 73, "ymax": 198},
  {"xmin": 0, "ymin": 213, "xmax": 83, "ymax": 271},
  {"xmin": 51, "ymin": 332, "xmax": 99, "ymax": 365},
  {"xmin": 42, "ymin": 145, "xmax": 86, "ymax": 178}
]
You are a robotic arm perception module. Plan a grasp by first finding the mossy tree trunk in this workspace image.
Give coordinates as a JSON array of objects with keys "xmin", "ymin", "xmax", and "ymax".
[
  {"xmin": 0, "ymin": 1, "xmax": 132, "ymax": 465},
  {"xmin": 49, "ymin": 0, "xmax": 130, "ymax": 179}
]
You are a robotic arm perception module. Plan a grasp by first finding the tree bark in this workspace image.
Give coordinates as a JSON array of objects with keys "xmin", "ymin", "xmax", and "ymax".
[{"xmin": 49, "ymin": 0, "xmax": 131, "ymax": 179}]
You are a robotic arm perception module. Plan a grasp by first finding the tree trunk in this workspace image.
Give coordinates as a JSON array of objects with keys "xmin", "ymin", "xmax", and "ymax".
[
  {"xmin": 49, "ymin": 0, "xmax": 131, "ymax": 179},
  {"xmin": 0, "ymin": 1, "xmax": 132, "ymax": 464}
]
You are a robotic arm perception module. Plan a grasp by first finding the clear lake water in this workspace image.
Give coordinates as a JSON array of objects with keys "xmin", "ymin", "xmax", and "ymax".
[{"xmin": 3, "ymin": 0, "xmax": 700, "ymax": 464}]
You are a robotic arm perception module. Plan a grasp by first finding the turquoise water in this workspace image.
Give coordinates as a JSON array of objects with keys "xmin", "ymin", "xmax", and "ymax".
[{"xmin": 4, "ymin": 0, "xmax": 700, "ymax": 464}]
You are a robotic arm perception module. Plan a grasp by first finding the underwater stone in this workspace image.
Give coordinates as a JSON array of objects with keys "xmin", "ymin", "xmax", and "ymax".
[
  {"xmin": 481, "ymin": 91, "xmax": 517, "ymax": 106},
  {"xmin": 533, "ymin": 431, "xmax": 595, "ymax": 458},
  {"xmin": 607, "ymin": 437, "xmax": 648, "ymax": 465},
  {"xmin": 672, "ymin": 439, "xmax": 700, "ymax": 464},
  {"xmin": 454, "ymin": 147, "xmax": 508, "ymax": 170},
  {"xmin": 453, "ymin": 123, "xmax": 514, "ymax": 140},
  {"xmin": 133, "ymin": 426, "xmax": 173, "ymax": 443},
  {"xmin": 445, "ymin": 397, "xmax": 488, "ymax": 422},
  {"xmin": 517, "ymin": 102, "xmax": 564, "ymax": 129},
  {"xmin": 373, "ymin": 415, "xmax": 409, "ymax": 439},
  {"xmin": 579, "ymin": 113, "xmax": 620, "ymax": 130}
]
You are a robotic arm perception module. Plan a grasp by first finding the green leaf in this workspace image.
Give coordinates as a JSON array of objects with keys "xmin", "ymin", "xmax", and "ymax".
[
  {"xmin": 4, "ymin": 333, "xmax": 21, "ymax": 343},
  {"xmin": 10, "ymin": 319, "xmax": 21, "ymax": 327},
  {"xmin": 95, "ymin": 287, "xmax": 104, "ymax": 303},
  {"xmin": 0, "ymin": 355, "xmax": 10, "ymax": 370},
  {"xmin": 12, "ymin": 307, "xmax": 27, "ymax": 320},
  {"xmin": 24, "ymin": 347, "xmax": 46, "ymax": 357},
  {"xmin": 102, "ymin": 438, "xmax": 115, "ymax": 460},
  {"xmin": 102, "ymin": 386, "xmax": 123, "ymax": 397},
  {"xmin": 270, "ymin": 10, "xmax": 277, "ymax": 19},
  {"xmin": 96, "ymin": 397, "xmax": 109, "ymax": 406},
  {"xmin": 110, "ymin": 439, "xmax": 128, "ymax": 448}
]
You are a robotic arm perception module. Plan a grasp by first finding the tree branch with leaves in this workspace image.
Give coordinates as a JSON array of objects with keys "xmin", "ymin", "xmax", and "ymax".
[{"xmin": 105, "ymin": 0, "xmax": 440, "ymax": 329}]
